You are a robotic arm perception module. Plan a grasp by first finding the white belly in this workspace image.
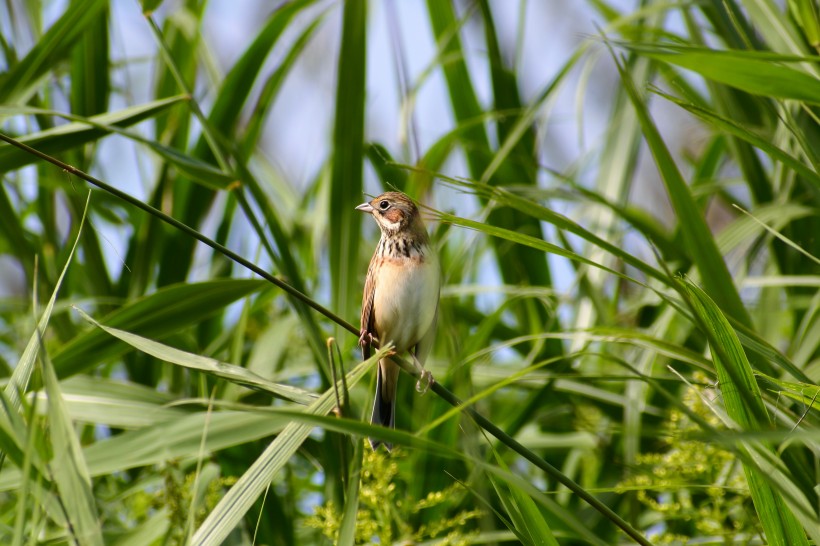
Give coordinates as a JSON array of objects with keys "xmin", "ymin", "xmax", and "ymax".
[{"xmin": 373, "ymin": 255, "xmax": 439, "ymax": 353}]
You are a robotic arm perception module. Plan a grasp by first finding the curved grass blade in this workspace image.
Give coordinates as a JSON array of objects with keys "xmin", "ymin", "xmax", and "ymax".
[
  {"xmin": 0, "ymin": 411, "xmax": 291, "ymax": 492},
  {"xmin": 1, "ymin": 102, "xmax": 235, "ymax": 189},
  {"xmin": 241, "ymin": 16, "xmax": 323, "ymax": 158},
  {"xmin": 609, "ymin": 41, "xmax": 753, "ymax": 327},
  {"xmin": 40, "ymin": 345, "xmax": 104, "ymax": 546},
  {"xmin": 486, "ymin": 446, "xmax": 559, "ymax": 546},
  {"xmin": 52, "ymin": 279, "xmax": 266, "ymax": 378},
  {"xmin": 0, "ymin": 96, "xmax": 188, "ymax": 172},
  {"xmin": 3, "ymin": 193, "xmax": 87, "ymax": 411},
  {"xmin": 189, "ymin": 347, "xmax": 388, "ymax": 546},
  {"xmin": 0, "ymin": 207, "xmax": 91, "ymax": 532},
  {"xmin": 18, "ymin": 194, "xmax": 101, "ymax": 544},
  {"xmin": 652, "ymin": 88, "xmax": 820, "ymax": 190},
  {"xmin": 74, "ymin": 307, "xmax": 317, "ymax": 405},
  {"xmin": 678, "ymin": 279, "xmax": 811, "ymax": 545},
  {"xmin": 618, "ymin": 43, "xmax": 820, "ymax": 103}
]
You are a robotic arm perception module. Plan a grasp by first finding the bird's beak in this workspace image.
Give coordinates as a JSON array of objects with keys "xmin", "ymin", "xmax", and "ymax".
[{"xmin": 355, "ymin": 202, "xmax": 374, "ymax": 213}]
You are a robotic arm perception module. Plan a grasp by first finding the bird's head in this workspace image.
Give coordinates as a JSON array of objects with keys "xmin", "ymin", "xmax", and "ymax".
[{"xmin": 355, "ymin": 191, "xmax": 423, "ymax": 236}]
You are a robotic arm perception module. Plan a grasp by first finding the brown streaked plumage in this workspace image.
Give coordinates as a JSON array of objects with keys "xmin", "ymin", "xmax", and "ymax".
[{"xmin": 356, "ymin": 191, "xmax": 440, "ymax": 451}]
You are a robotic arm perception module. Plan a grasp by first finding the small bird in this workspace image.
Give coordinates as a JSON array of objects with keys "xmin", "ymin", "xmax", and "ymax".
[{"xmin": 356, "ymin": 191, "xmax": 440, "ymax": 451}]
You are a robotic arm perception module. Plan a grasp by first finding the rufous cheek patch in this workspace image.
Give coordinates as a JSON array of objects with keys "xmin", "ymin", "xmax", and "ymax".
[{"xmin": 384, "ymin": 208, "xmax": 404, "ymax": 224}]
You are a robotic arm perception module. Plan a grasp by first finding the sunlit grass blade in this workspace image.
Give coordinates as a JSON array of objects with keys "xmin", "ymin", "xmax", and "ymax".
[
  {"xmin": 755, "ymin": 372, "xmax": 820, "ymax": 411},
  {"xmin": 0, "ymin": 411, "xmax": 290, "ymax": 492},
  {"xmin": 74, "ymin": 307, "xmax": 317, "ymax": 405},
  {"xmin": 39, "ymin": 347, "xmax": 104, "ymax": 546},
  {"xmin": 53, "ymin": 279, "xmax": 265, "ymax": 378},
  {"xmin": 790, "ymin": 0, "xmax": 820, "ymax": 47},
  {"xmin": 443, "ymin": 181, "xmax": 673, "ymax": 285},
  {"xmin": 0, "ymin": 96, "xmax": 186, "ymax": 171},
  {"xmin": 0, "ymin": 228, "xmax": 85, "ymax": 533},
  {"xmin": 435, "ymin": 209, "xmax": 659, "ymax": 288},
  {"xmin": 189, "ymin": 348, "xmax": 387, "ymax": 546},
  {"xmin": 24, "ymin": 194, "xmax": 101, "ymax": 545},
  {"xmin": 31, "ymin": 376, "xmax": 184, "ymax": 428},
  {"xmin": 740, "ymin": 0, "xmax": 818, "ymax": 65}
]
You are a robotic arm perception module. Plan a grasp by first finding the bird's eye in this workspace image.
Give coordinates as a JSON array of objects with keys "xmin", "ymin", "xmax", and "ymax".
[{"xmin": 379, "ymin": 200, "xmax": 390, "ymax": 210}]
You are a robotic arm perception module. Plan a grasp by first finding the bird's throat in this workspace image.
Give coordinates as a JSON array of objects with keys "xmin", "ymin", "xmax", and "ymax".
[{"xmin": 377, "ymin": 235, "xmax": 428, "ymax": 260}]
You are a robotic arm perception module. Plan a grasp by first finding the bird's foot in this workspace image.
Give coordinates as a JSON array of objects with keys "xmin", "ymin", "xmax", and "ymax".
[
  {"xmin": 416, "ymin": 370, "xmax": 434, "ymax": 395},
  {"xmin": 358, "ymin": 329, "xmax": 375, "ymax": 347}
]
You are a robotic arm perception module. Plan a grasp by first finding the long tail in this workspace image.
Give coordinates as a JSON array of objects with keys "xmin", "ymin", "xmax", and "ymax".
[{"xmin": 369, "ymin": 359, "xmax": 397, "ymax": 451}]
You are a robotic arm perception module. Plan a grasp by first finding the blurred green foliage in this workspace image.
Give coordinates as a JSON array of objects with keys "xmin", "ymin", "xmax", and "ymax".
[{"xmin": 0, "ymin": 0, "xmax": 818, "ymax": 544}]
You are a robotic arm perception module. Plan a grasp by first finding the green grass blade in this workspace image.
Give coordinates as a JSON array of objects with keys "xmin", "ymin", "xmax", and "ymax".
[
  {"xmin": 2, "ymin": 102, "xmax": 236, "ymax": 189},
  {"xmin": 742, "ymin": 0, "xmax": 817, "ymax": 68},
  {"xmin": 0, "ymin": 96, "xmax": 187, "ymax": 171},
  {"xmin": 110, "ymin": 509, "xmax": 170, "ymax": 546},
  {"xmin": 611, "ymin": 44, "xmax": 753, "ymax": 327},
  {"xmin": 69, "ymin": 3, "xmax": 108, "ymax": 117},
  {"xmin": 74, "ymin": 308, "xmax": 317, "ymax": 405},
  {"xmin": 621, "ymin": 44, "xmax": 820, "ymax": 103},
  {"xmin": 52, "ymin": 279, "xmax": 265, "ymax": 378},
  {"xmin": 487, "ymin": 447, "xmax": 559, "ymax": 546},
  {"xmin": 40, "ymin": 348, "xmax": 104, "ymax": 546},
  {"xmin": 27, "ymin": 194, "xmax": 102, "ymax": 545},
  {"xmin": 4, "ymin": 194, "xmax": 87, "ymax": 411},
  {"xmin": 435, "ymin": 209, "xmax": 659, "ymax": 289},
  {"xmin": 241, "ymin": 16, "xmax": 323, "ymax": 158},
  {"xmin": 189, "ymin": 348, "xmax": 386, "ymax": 546},
  {"xmin": 0, "ymin": 411, "xmax": 290, "ymax": 492},
  {"xmin": 0, "ymin": 0, "xmax": 107, "ymax": 103},
  {"xmin": 329, "ymin": 0, "xmax": 367, "ymax": 326},
  {"xmin": 335, "ymin": 440, "xmax": 363, "ymax": 546},
  {"xmin": 678, "ymin": 279, "xmax": 810, "ymax": 545},
  {"xmin": 194, "ymin": 0, "xmax": 317, "ymax": 160},
  {"xmin": 790, "ymin": 0, "xmax": 820, "ymax": 47},
  {"xmin": 425, "ymin": 0, "xmax": 557, "ymax": 343},
  {"xmin": 32, "ymin": 376, "xmax": 183, "ymax": 429}
]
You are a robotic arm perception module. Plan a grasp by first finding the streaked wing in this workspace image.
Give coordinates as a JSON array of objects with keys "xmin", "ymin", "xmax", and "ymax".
[{"xmin": 360, "ymin": 253, "xmax": 379, "ymax": 359}]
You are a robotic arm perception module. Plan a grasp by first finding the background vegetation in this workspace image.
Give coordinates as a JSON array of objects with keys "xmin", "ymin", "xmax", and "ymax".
[{"xmin": 1, "ymin": 0, "xmax": 819, "ymax": 544}]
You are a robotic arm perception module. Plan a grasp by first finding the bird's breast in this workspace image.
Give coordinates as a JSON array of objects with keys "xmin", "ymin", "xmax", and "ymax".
[{"xmin": 372, "ymin": 253, "xmax": 439, "ymax": 353}]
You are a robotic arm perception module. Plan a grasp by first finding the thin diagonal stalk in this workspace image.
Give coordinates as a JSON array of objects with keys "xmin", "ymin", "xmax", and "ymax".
[{"xmin": 0, "ymin": 131, "xmax": 355, "ymax": 334}]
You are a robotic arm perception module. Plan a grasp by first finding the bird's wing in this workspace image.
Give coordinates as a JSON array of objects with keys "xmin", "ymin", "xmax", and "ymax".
[{"xmin": 360, "ymin": 255, "xmax": 379, "ymax": 359}]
